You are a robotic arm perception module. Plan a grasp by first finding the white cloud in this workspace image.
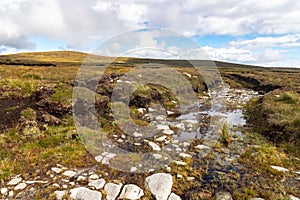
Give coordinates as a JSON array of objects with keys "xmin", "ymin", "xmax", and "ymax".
[
  {"xmin": 230, "ymin": 34, "xmax": 300, "ymax": 49},
  {"xmin": 0, "ymin": 0, "xmax": 300, "ymax": 67}
]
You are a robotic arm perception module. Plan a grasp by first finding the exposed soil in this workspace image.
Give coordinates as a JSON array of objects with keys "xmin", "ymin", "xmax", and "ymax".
[
  {"xmin": 225, "ymin": 73, "xmax": 281, "ymax": 93},
  {"xmin": 0, "ymin": 87, "xmax": 71, "ymax": 133}
]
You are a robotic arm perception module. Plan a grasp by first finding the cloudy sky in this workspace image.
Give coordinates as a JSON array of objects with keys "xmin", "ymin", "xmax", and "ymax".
[{"xmin": 1, "ymin": 0, "xmax": 300, "ymax": 67}]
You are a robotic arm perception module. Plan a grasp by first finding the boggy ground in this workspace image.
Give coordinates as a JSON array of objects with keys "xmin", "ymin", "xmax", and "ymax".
[{"xmin": 0, "ymin": 51, "xmax": 299, "ymax": 200}]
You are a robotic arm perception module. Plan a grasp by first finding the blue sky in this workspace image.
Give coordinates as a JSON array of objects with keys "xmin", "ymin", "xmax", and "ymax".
[{"xmin": 1, "ymin": 0, "xmax": 300, "ymax": 67}]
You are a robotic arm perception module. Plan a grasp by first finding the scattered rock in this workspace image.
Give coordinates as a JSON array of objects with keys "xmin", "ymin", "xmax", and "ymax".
[
  {"xmin": 130, "ymin": 167, "xmax": 137, "ymax": 173},
  {"xmin": 88, "ymin": 174, "xmax": 100, "ymax": 180},
  {"xmin": 70, "ymin": 187, "xmax": 102, "ymax": 200},
  {"xmin": 163, "ymin": 129, "xmax": 174, "ymax": 135},
  {"xmin": 51, "ymin": 167, "xmax": 63, "ymax": 174},
  {"xmin": 95, "ymin": 153, "xmax": 116, "ymax": 164},
  {"xmin": 104, "ymin": 183, "xmax": 122, "ymax": 200},
  {"xmin": 288, "ymin": 195, "xmax": 300, "ymax": 200},
  {"xmin": 250, "ymin": 198, "xmax": 265, "ymax": 200},
  {"xmin": 215, "ymin": 191, "xmax": 233, "ymax": 200},
  {"xmin": 62, "ymin": 170, "xmax": 76, "ymax": 177},
  {"xmin": 133, "ymin": 132, "xmax": 143, "ymax": 137},
  {"xmin": 167, "ymin": 111, "xmax": 175, "ymax": 115},
  {"xmin": 77, "ymin": 175, "xmax": 87, "ymax": 181},
  {"xmin": 54, "ymin": 190, "xmax": 66, "ymax": 200},
  {"xmin": 168, "ymin": 192, "xmax": 181, "ymax": 200},
  {"xmin": 183, "ymin": 72, "xmax": 192, "ymax": 78},
  {"xmin": 88, "ymin": 178, "xmax": 106, "ymax": 189},
  {"xmin": 145, "ymin": 173, "xmax": 173, "ymax": 200},
  {"xmin": 138, "ymin": 108, "xmax": 146, "ymax": 113},
  {"xmin": 119, "ymin": 184, "xmax": 144, "ymax": 200},
  {"xmin": 8, "ymin": 190, "xmax": 14, "ymax": 198},
  {"xmin": 155, "ymin": 135, "xmax": 167, "ymax": 142},
  {"xmin": 149, "ymin": 141, "xmax": 161, "ymax": 151},
  {"xmin": 25, "ymin": 180, "xmax": 48, "ymax": 184},
  {"xmin": 1, "ymin": 188, "xmax": 8, "ymax": 196},
  {"xmin": 195, "ymin": 144, "xmax": 210, "ymax": 150},
  {"xmin": 174, "ymin": 123, "xmax": 185, "ymax": 130},
  {"xmin": 179, "ymin": 152, "xmax": 192, "ymax": 158},
  {"xmin": 15, "ymin": 183, "xmax": 27, "ymax": 190},
  {"xmin": 7, "ymin": 177, "xmax": 22, "ymax": 186},
  {"xmin": 186, "ymin": 177, "xmax": 195, "ymax": 181},
  {"xmin": 173, "ymin": 160, "xmax": 187, "ymax": 166},
  {"xmin": 156, "ymin": 125, "xmax": 170, "ymax": 130},
  {"xmin": 176, "ymin": 174, "xmax": 183, "ymax": 178},
  {"xmin": 153, "ymin": 153, "xmax": 163, "ymax": 159},
  {"xmin": 270, "ymin": 165, "xmax": 289, "ymax": 172}
]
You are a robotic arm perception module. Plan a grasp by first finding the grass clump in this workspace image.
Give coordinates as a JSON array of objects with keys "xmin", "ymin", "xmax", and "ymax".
[{"xmin": 220, "ymin": 123, "xmax": 232, "ymax": 145}]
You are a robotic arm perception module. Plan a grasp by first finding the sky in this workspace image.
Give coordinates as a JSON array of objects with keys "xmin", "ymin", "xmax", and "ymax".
[{"xmin": 1, "ymin": 0, "xmax": 300, "ymax": 67}]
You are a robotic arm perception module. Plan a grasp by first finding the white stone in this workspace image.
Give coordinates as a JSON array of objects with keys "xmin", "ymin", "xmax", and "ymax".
[
  {"xmin": 62, "ymin": 170, "xmax": 76, "ymax": 177},
  {"xmin": 166, "ymin": 166, "xmax": 171, "ymax": 172},
  {"xmin": 117, "ymin": 139, "xmax": 124, "ymax": 143},
  {"xmin": 149, "ymin": 142, "xmax": 161, "ymax": 151},
  {"xmin": 176, "ymin": 174, "xmax": 183, "ymax": 178},
  {"xmin": 88, "ymin": 174, "xmax": 100, "ymax": 180},
  {"xmin": 187, "ymin": 177, "xmax": 195, "ymax": 181},
  {"xmin": 149, "ymin": 108, "xmax": 156, "ymax": 112},
  {"xmin": 95, "ymin": 153, "xmax": 116, "ymax": 164},
  {"xmin": 145, "ymin": 173, "xmax": 173, "ymax": 200},
  {"xmin": 173, "ymin": 161, "xmax": 187, "ymax": 166},
  {"xmin": 88, "ymin": 179, "xmax": 106, "ymax": 189},
  {"xmin": 163, "ymin": 129, "xmax": 174, "ymax": 135},
  {"xmin": 250, "ymin": 198, "xmax": 265, "ymax": 200},
  {"xmin": 183, "ymin": 142, "xmax": 190, "ymax": 147},
  {"xmin": 70, "ymin": 187, "xmax": 102, "ymax": 200},
  {"xmin": 157, "ymin": 125, "xmax": 170, "ymax": 130},
  {"xmin": 167, "ymin": 111, "xmax": 175, "ymax": 115},
  {"xmin": 153, "ymin": 154, "xmax": 163, "ymax": 159},
  {"xmin": 295, "ymin": 171, "xmax": 300, "ymax": 175},
  {"xmin": 184, "ymin": 119, "xmax": 198, "ymax": 124},
  {"xmin": 156, "ymin": 115, "xmax": 166, "ymax": 121},
  {"xmin": 289, "ymin": 195, "xmax": 300, "ymax": 200},
  {"xmin": 215, "ymin": 191, "xmax": 233, "ymax": 200},
  {"xmin": 7, "ymin": 177, "xmax": 22, "ymax": 186},
  {"xmin": 51, "ymin": 167, "xmax": 62, "ymax": 174},
  {"xmin": 8, "ymin": 190, "xmax": 14, "ymax": 198},
  {"xmin": 25, "ymin": 180, "xmax": 48, "ymax": 184},
  {"xmin": 270, "ymin": 165, "xmax": 289, "ymax": 172},
  {"xmin": 14, "ymin": 183, "xmax": 27, "ymax": 190},
  {"xmin": 1, "ymin": 188, "xmax": 8, "ymax": 196},
  {"xmin": 174, "ymin": 123, "xmax": 185, "ymax": 130},
  {"xmin": 155, "ymin": 135, "xmax": 167, "ymax": 142},
  {"xmin": 138, "ymin": 108, "xmax": 146, "ymax": 113},
  {"xmin": 183, "ymin": 72, "xmax": 191, "ymax": 78},
  {"xmin": 130, "ymin": 167, "xmax": 137, "ymax": 172},
  {"xmin": 104, "ymin": 183, "xmax": 122, "ymax": 200},
  {"xmin": 168, "ymin": 192, "xmax": 182, "ymax": 200},
  {"xmin": 179, "ymin": 153, "xmax": 192, "ymax": 158},
  {"xmin": 77, "ymin": 175, "xmax": 87, "ymax": 181},
  {"xmin": 54, "ymin": 190, "xmax": 66, "ymax": 200},
  {"xmin": 195, "ymin": 144, "xmax": 210, "ymax": 150},
  {"xmin": 133, "ymin": 132, "xmax": 143, "ymax": 137},
  {"xmin": 119, "ymin": 184, "xmax": 144, "ymax": 200}
]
